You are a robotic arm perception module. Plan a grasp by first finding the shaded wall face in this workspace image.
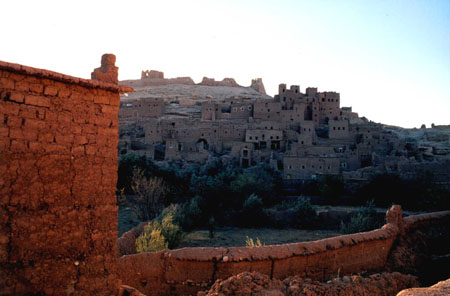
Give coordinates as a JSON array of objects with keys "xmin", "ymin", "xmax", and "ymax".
[{"xmin": 0, "ymin": 65, "xmax": 120, "ymax": 295}]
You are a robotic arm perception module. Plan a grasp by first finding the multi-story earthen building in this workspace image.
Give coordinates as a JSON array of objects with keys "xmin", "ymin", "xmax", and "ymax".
[{"xmin": 118, "ymin": 71, "xmax": 450, "ymax": 184}]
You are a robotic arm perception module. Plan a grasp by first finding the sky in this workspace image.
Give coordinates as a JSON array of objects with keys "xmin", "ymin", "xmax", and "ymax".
[{"xmin": 1, "ymin": 0, "xmax": 449, "ymax": 128}]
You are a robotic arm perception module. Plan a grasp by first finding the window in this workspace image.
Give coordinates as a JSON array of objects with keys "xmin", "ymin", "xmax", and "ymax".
[
  {"xmin": 248, "ymin": 105, "xmax": 252, "ymax": 111},
  {"xmin": 288, "ymin": 165, "xmax": 292, "ymax": 169},
  {"xmin": 240, "ymin": 106, "xmax": 245, "ymax": 111},
  {"xmin": 302, "ymin": 165, "xmax": 305, "ymax": 169}
]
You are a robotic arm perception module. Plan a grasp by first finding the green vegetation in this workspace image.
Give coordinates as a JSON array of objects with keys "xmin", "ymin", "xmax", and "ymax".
[
  {"xmin": 136, "ymin": 227, "xmax": 167, "ymax": 253},
  {"xmin": 340, "ymin": 201, "xmax": 381, "ymax": 234},
  {"xmin": 136, "ymin": 211, "xmax": 184, "ymax": 252},
  {"xmin": 293, "ymin": 197, "xmax": 318, "ymax": 229},
  {"xmin": 355, "ymin": 173, "xmax": 450, "ymax": 211},
  {"xmin": 239, "ymin": 194, "xmax": 267, "ymax": 227},
  {"xmin": 118, "ymin": 153, "xmax": 448, "ymax": 248}
]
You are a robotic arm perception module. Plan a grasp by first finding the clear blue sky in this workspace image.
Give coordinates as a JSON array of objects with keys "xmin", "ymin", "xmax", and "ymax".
[{"xmin": 1, "ymin": 0, "xmax": 449, "ymax": 127}]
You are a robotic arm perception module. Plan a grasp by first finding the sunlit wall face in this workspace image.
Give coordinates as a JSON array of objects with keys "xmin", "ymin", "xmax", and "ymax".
[{"xmin": 1, "ymin": 0, "xmax": 449, "ymax": 128}]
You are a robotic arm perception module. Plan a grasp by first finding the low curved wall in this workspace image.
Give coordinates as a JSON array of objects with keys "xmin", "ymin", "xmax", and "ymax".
[{"xmin": 117, "ymin": 207, "xmax": 450, "ymax": 296}]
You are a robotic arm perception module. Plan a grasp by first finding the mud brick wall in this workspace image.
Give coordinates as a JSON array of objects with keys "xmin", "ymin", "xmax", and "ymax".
[
  {"xmin": 0, "ymin": 59, "xmax": 121, "ymax": 295},
  {"xmin": 117, "ymin": 207, "xmax": 450, "ymax": 296},
  {"xmin": 116, "ymin": 206, "xmax": 400, "ymax": 295},
  {"xmin": 118, "ymin": 228, "xmax": 397, "ymax": 296}
]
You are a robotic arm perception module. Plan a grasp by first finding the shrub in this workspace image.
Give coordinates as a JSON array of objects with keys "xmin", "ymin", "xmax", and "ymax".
[
  {"xmin": 160, "ymin": 212, "xmax": 184, "ymax": 249},
  {"xmin": 340, "ymin": 201, "xmax": 379, "ymax": 234},
  {"xmin": 176, "ymin": 195, "xmax": 204, "ymax": 231},
  {"xmin": 135, "ymin": 211, "xmax": 184, "ymax": 252},
  {"xmin": 245, "ymin": 236, "xmax": 264, "ymax": 247},
  {"xmin": 136, "ymin": 223, "xmax": 168, "ymax": 253},
  {"xmin": 293, "ymin": 197, "xmax": 318, "ymax": 229}
]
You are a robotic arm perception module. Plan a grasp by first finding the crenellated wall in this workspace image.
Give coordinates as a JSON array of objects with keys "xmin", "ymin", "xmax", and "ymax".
[
  {"xmin": 117, "ymin": 207, "xmax": 450, "ymax": 296},
  {"xmin": 0, "ymin": 56, "xmax": 123, "ymax": 295}
]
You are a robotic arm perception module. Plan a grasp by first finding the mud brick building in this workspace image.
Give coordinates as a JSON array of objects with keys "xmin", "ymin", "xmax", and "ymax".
[{"xmin": 119, "ymin": 71, "xmax": 450, "ymax": 185}]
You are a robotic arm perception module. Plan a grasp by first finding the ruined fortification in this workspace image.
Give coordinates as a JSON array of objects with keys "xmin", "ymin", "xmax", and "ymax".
[
  {"xmin": 0, "ymin": 55, "xmax": 124, "ymax": 295},
  {"xmin": 120, "ymin": 70, "xmax": 268, "ymax": 95}
]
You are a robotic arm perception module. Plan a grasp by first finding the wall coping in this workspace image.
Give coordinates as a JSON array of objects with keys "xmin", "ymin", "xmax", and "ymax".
[
  {"xmin": 0, "ymin": 60, "xmax": 131, "ymax": 93},
  {"xmin": 121, "ymin": 224, "xmax": 397, "ymax": 263},
  {"xmin": 404, "ymin": 210, "xmax": 450, "ymax": 230}
]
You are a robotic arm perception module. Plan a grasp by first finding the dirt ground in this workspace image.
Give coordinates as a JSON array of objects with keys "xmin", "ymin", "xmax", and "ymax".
[{"xmin": 178, "ymin": 227, "xmax": 342, "ymax": 248}]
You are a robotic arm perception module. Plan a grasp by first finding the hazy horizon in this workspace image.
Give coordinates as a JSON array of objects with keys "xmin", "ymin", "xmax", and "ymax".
[{"xmin": 1, "ymin": 0, "xmax": 449, "ymax": 128}]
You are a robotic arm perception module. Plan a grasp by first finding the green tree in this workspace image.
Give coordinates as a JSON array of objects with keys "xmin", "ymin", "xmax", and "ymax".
[
  {"xmin": 293, "ymin": 197, "xmax": 318, "ymax": 229},
  {"xmin": 240, "ymin": 194, "xmax": 267, "ymax": 227}
]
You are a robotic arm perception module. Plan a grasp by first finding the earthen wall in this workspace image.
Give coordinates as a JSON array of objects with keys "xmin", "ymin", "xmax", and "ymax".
[
  {"xmin": 116, "ymin": 207, "xmax": 450, "ymax": 296},
  {"xmin": 0, "ymin": 59, "xmax": 121, "ymax": 295},
  {"xmin": 117, "ymin": 207, "xmax": 392, "ymax": 295}
]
